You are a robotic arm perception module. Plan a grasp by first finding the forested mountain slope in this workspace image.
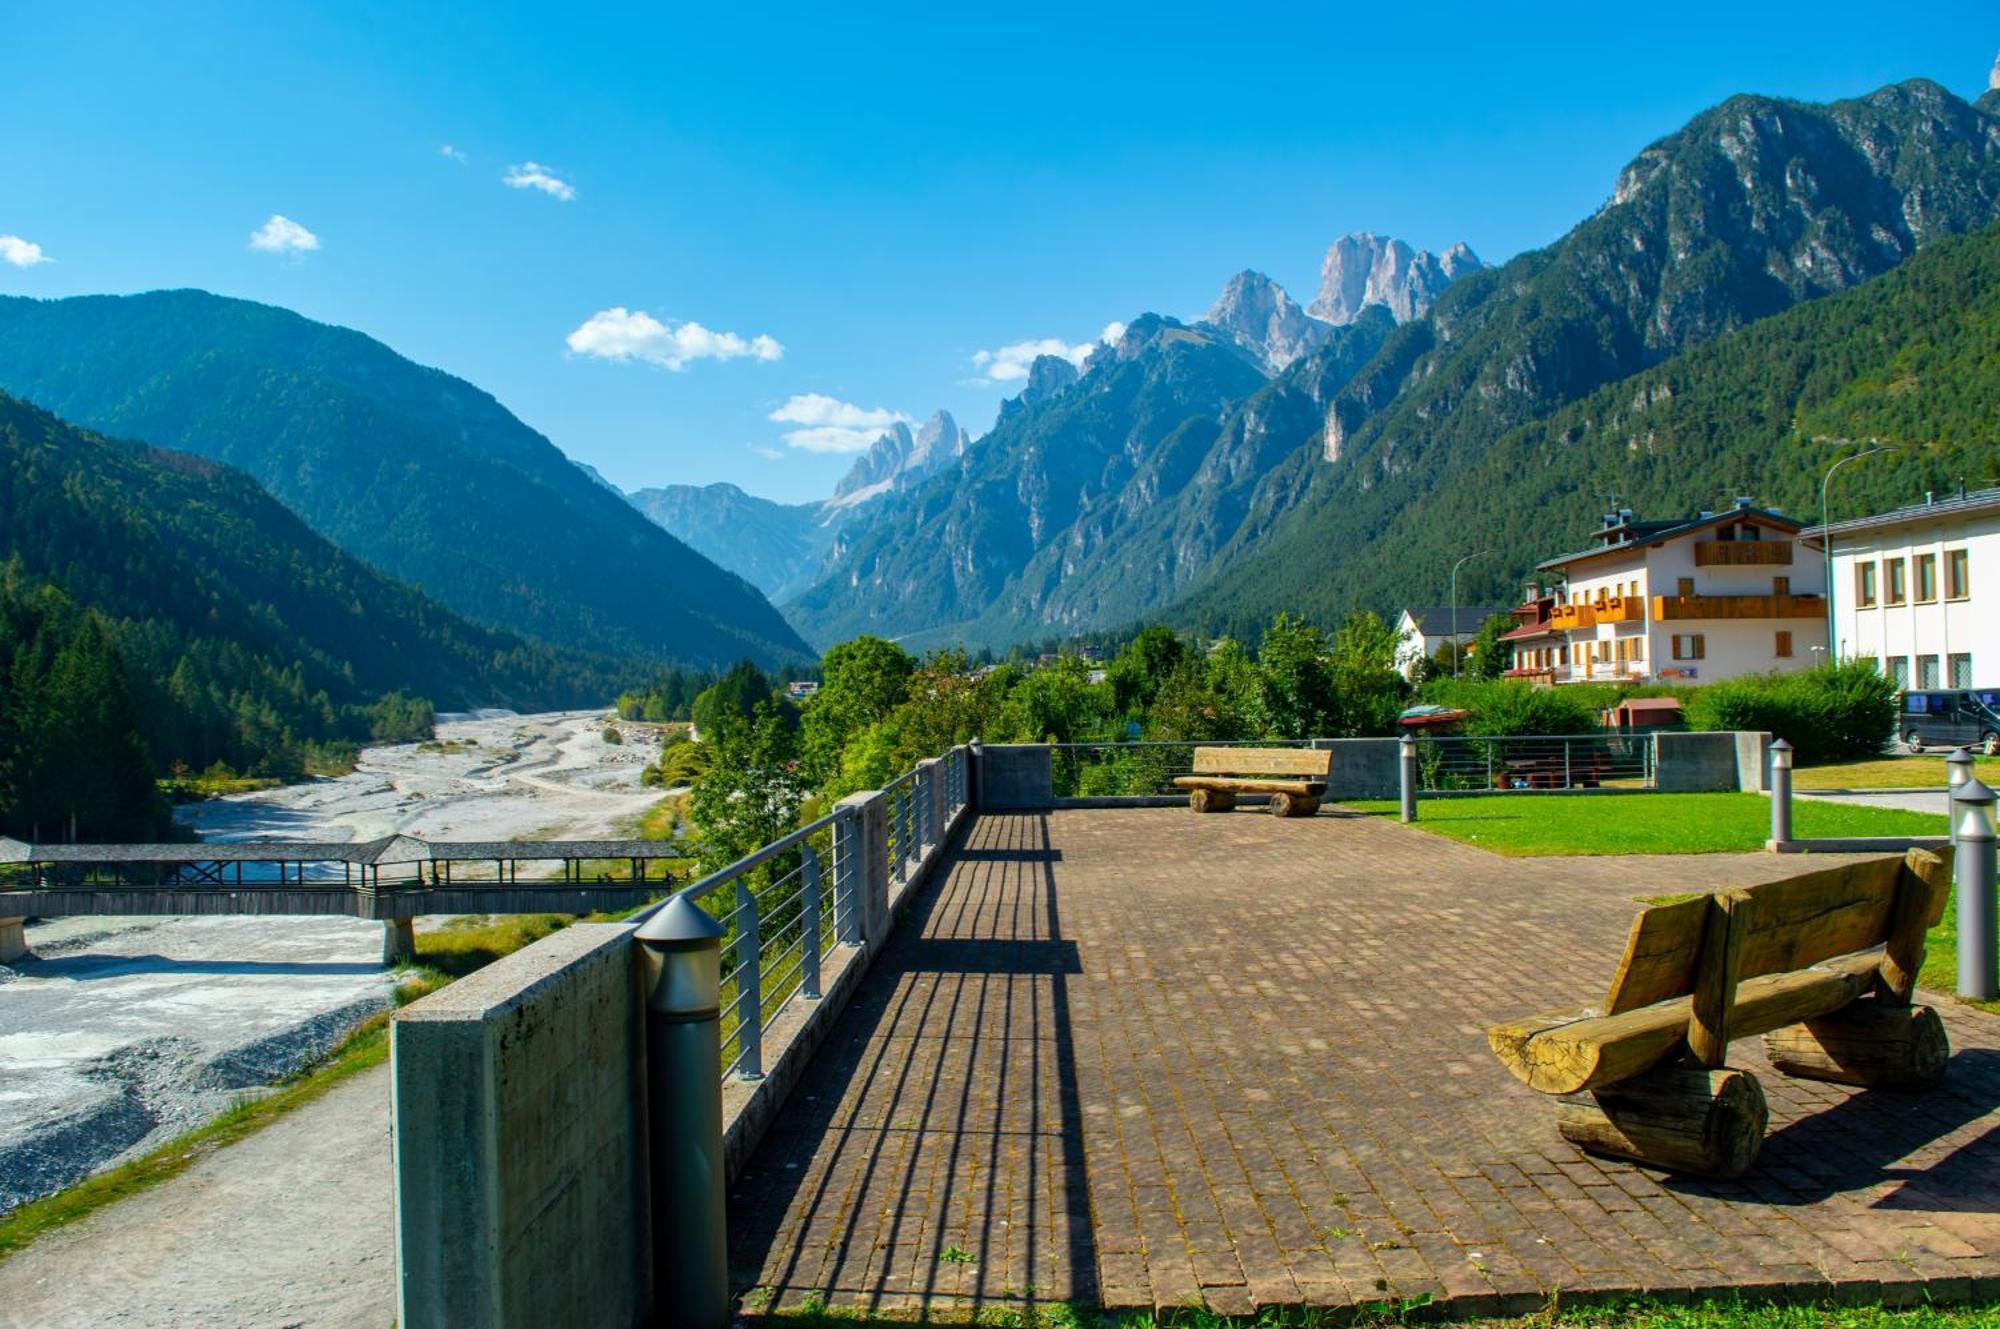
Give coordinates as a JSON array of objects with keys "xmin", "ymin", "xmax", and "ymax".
[
  {"xmin": 0, "ymin": 290, "xmax": 809, "ymax": 667},
  {"xmin": 0, "ymin": 391, "xmax": 635, "ymax": 778}
]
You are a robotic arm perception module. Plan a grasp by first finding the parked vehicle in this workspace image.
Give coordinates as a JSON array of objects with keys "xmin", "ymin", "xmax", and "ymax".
[{"xmin": 1898, "ymin": 690, "xmax": 2000, "ymax": 754}]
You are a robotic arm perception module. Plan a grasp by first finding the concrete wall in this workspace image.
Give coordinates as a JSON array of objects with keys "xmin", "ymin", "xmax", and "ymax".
[
  {"xmin": 392, "ymin": 923, "xmax": 649, "ymax": 1329},
  {"xmin": 1654, "ymin": 730, "xmax": 1749, "ymax": 793},
  {"xmin": 1734, "ymin": 730, "xmax": 1774, "ymax": 793},
  {"xmin": 980, "ymin": 743, "xmax": 1054, "ymax": 810},
  {"xmin": 1314, "ymin": 738, "xmax": 1400, "ymax": 800}
]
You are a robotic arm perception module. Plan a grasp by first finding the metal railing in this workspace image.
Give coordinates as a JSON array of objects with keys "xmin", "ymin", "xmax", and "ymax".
[
  {"xmin": 1410, "ymin": 731, "xmax": 1657, "ymax": 793},
  {"xmin": 1048, "ymin": 738, "xmax": 1317, "ymax": 798},
  {"xmin": 662, "ymin": 744, "xmax": 973, "ymax": 1083}
]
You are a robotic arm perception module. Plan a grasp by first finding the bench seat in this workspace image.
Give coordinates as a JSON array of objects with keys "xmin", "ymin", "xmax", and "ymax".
[{"xmin": 1171, "ymin": 776, "xmax": 1326, "ymax": 795}]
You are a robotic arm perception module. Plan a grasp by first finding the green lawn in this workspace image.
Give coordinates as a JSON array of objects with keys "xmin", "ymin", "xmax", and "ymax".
[
  {"xmin": 1347, "ymin": 793, "xmax": 1946, "ymax": 857},
  {"xmin": 748, "ymin": 1296, "xmax": 2000, "ymax": 1328},
  {"xmin": 1795, "ymin": 755, "xmax": 2000, "ymax": 790}
]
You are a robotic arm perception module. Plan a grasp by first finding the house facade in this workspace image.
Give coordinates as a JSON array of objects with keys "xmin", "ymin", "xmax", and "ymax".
[
  {"xmin": 1507, "ymin": 500, "xmax": 1828, "ymax": 685},
  {"xmin": 1817, "ymin": 488, "xmax": 1999, "ymax": 690},
  {"xmin": 1393, "ymin": 605, "xmax": 1507, "ymax": 680}
]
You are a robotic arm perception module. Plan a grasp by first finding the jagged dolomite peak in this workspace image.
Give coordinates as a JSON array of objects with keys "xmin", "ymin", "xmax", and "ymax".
[
  {"xmin": 1309, "ymin": 231, "xmax": 1483, "ymax": 325},
  {"xmin": 1200, "ymin": 270, "xmax": 1331, "ymax": 372},
  {"xmin": 827, "ymin": 410, "xmax": 969, "ymax": 510}
]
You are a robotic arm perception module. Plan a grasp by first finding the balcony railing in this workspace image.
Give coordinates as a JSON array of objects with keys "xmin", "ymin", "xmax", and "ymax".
[
  {"xmin": 1597, "ymin": 596, "xmax": 1646, "ymax": 623},
  {"xmin": 1651, "ymin": 592, "xmax": 1824, "ymax": 621},
  {"xmin": 1549, "ymin": 604, "xmax": 1597, "ymax": 631},
  {"xmin": 1694, "ymin": 539, "xmax": 1793, "ymax": 567}
]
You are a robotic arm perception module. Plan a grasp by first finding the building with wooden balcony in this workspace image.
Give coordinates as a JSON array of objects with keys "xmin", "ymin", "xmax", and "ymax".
[
  {"xmin": 1812, "ymin": 486, "xmax": 2000, "ymax": 692},
  {"xmin": 1504, "ymin": 498, "xmax": 1827, "ymax": 686}
]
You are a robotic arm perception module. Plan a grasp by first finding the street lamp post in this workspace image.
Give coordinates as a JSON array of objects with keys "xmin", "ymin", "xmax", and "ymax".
[
  {"xmin": 1450, "ymin": 550, "xmax": 1495, "ymax": 680},
  {"xmin": 1819, "ymin": 445, "xmax": 1891, "ymax": 663}
]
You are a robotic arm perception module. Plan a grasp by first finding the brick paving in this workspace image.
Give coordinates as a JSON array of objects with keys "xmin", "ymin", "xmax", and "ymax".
[{"xmin": 729, "ymin": 809, "xmax": 2000, "ymax": 1316}]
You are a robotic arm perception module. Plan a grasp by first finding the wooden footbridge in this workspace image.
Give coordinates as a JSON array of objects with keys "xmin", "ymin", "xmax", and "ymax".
[{"xmin": 0, "ymin": 834, "xmax": 677, "ymax": 962}]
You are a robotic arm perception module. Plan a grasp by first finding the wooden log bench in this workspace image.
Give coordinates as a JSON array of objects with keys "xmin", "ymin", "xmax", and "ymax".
[
  {"xmin": 1487, "ymin": 847, "xmax": 1952, "ymax": 1177},
  {"xmin": 1172, "ymin": 746, "xmax": 1331, "ymax": 817}
]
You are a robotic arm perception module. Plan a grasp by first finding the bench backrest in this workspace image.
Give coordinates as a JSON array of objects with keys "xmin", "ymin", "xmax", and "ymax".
[
  {"xmin": 1190, "ymin": 746, "xmax": 1332, "ymax": 778},
  {"xmin": 1602, "ymin": 850, "xmax": 1948, "ymax": 1014}
]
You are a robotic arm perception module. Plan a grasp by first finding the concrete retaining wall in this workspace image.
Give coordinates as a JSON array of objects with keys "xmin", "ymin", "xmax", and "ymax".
[
  {"xmin": 392, "ymin": 923, "xmax": 649, "ymax": 1329},
  {"xmin": 980, "ymin": 743, "xmax": 1054, "ymax": 810},
  {"xmin": 1655, "ymin": 730, "xmax": 1758, "ymax": 793},
  {"xmin": 1314, "ymin": 737, "xmax": 1400, "ymax": 800}
]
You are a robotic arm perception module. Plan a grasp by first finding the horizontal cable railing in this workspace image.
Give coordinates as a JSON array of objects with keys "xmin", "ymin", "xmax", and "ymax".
[
  {"xmin": 658, "ymin": 743, "xmax": 973, "ymax": 1084},
  {"xmin": 1410, "ymin": 731, "xmax": 1657, "ymax": 793},
  {"xmin": 1048, "ymin": 738, "xmax": 1318, "ymax": 798}
]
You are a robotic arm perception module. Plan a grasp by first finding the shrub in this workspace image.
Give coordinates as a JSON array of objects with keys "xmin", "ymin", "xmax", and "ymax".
[
  {"xmin": 1684, "ymin": 662, "xmax": 1895, "ymax": 764},
  {"xmin": 1425, "ymin": 679, "xmax": 1604, "ymax": 736},
  {"xmin": 601, "ymin": 724, "xmax": 623, "ymax": 745}
]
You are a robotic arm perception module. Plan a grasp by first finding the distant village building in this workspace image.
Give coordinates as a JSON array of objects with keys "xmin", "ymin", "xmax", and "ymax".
[
  {"xmin": 1504, "ymin": 499, "xmax": 1827, "ymax": 685},
  {"xmin": 1392, "ymin": 606, "xmax": 1506, "ymax": 680},
  {"xmin": 785, "ymin": 680, "xmax": 820, "ymax": 701},
  {"xmin": 1816, "ymin": 487, "xmax": 1997, "ymax": 690}
]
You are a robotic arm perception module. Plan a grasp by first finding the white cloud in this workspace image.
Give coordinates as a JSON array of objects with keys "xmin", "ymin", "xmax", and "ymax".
[
  {"xmin": 440, "ymin": 143, "xmax": 468, "ymax": 164},
  {"xmin": 969, "ymin": 325, "xmax": 1118, "ymax": 385},
  {"xmin": 749, "ymin": 443, "xmax": 784, "ymax": 461},
  {"xmin": 767, "ymin": 393, "xmax": 908, "ymax": 453},
  {"xmin": 0, "ymin": 235, "xmax": 51, "ymax": 267},
  {"xmin": 248, "ymin": 215, "xmax": 320, "ymax": 256},
  {"xmin": 1101, "ymin": 320, "xmax": 1128, "ymax": 347},
  {"xmin": 503, "ymin": 161, "xmax": 576, "ymax": 200},
  {"xmin": 565, "ymin": 307, "xmax": 783, "ymax": 371}
]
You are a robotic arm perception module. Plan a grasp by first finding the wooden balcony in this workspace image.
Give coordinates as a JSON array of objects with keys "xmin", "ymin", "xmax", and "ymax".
[
  {"xmin": 1651, "ymin": 592, "xmax": 1824, "ymax": 621},
  {"xmin": 1597, "ymin": 596, "xmax": 1646, "ymax": 623},
  {"xmin": 1694, "ymin": 539, "xmax": 1793, "ymax": 567},
  {"xmin": 1549, "ymin": 604, "xmax": 1597, "ymax": 631}
]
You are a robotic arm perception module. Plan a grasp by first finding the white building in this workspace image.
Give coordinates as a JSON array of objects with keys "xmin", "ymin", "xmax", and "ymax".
[
  {"xmin": 1817, "ymin": 488, "xmax": 1997, "ymax": 690},
  {"xmin": 1392, "ymin": 606, "xmax": 1507, "ymax": 679},
  {"xmin": 1513, "ymin": 500, "xmax": 1828, "ymax": 685}
]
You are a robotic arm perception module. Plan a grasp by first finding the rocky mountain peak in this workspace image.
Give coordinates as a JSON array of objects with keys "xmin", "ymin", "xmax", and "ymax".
[
  {"xmin": 1199, "ymin": 270, "xmax": 1331, "ymax": 373},
  {"xmin": 1990, "ymin": 51, "xmax": 1999, "ymax": 92},
  {"xmin": 827, "ymin": 410, "xmax": 969, "ymax": 510},
  {"xmin": 1308, "ymin": 232, "xmax": 1483, "ymax": 325}
]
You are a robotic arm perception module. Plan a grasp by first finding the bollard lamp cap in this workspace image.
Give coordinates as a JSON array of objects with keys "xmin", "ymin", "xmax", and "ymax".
[
  {"xmin": 1949, "ymin": 746, "xmax": 1977, "ymax": 766},
  {"xmin": 635, "ymin": 893, "xmax": 726, "ymax": 950},
  {"xmin": 1952, "ymin": 776, "xmax": 1998, "ymax": 806}
]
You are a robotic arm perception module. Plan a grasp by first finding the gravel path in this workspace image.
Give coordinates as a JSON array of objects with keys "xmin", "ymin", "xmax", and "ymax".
[
  {"xmin": 1796, "ymin": 788, "xmax": 1950, "ymax": 814},
  {"xmin": 0, "ymin": 1062, "xmax": 394, "ymax": 1329}
]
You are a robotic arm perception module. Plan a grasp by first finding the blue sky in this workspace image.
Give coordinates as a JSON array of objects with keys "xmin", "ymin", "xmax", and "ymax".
[{"xmin": 2, "ymin": 4, "xmax": 1994, "ymax": 502}]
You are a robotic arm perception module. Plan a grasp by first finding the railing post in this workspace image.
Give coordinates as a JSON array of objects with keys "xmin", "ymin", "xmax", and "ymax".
[
  {"xmin": 1563, "ymin": 740, "xmax": 1573, "ymax": 791},
  {"xmin": 831, "ymin": 808, "xmax": 860, "ymax": 946},
  {"xmin": 836, "ymin": 790, "xmax": 891, "ymax": 950},
  {"xmin": 968, "ymin": 739, "xmax": 984, "ymax": 811},
  {"xmin": 634, "ymin": 896, "xmax": 730, "ymax": 1329},
  {"xmin": 1953, "ymin": 777, "xmax": 1998, "ymax": 1001},
  {"xmin": 1399, "ymin": 734, "xmax": 1418, "ymax": 823},
  {"xmin": 900, "ymin": 785, "xmax": 915, "ymax": 876},
  {"xmin": 734, "ymin": 880, "xmax": 763, "ymax": 1081},
  {"xmin": 801, "ymin": 845, "xmax": 822, "ymax": 1000},
  {"xmin": 1768, "ymin": 739, "xmax": 1793, "ymax": 847}
]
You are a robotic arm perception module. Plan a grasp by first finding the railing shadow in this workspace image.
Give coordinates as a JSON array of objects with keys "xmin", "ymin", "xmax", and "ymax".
[{"xmin": 728, "ymin": 811, "xmax": 1096, "ymax": 1315}]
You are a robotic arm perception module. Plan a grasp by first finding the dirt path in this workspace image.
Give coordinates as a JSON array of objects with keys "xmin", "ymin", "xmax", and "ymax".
[{"xmin": 0, "ymin": 1063, "xmax": 394, "ymax": 1329}]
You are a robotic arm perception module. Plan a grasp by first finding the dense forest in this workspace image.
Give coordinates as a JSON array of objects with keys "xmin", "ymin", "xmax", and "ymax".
[{"xmin": 0, "ymin": 392, "xmax": 642, "ymax": 820}]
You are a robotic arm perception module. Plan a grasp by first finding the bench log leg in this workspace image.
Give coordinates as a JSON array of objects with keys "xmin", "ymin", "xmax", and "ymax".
[
  {"xmin": 1555, "ymin": 1065, "xmax": 1767, "ymax": 1178},
  {"xmin": 1763, "ymin": 1001, "xmax": 1948, "ymax": 1089},
  {"xmin": 0, "ymin": 917, "xmax": 27, "ymax": 964},
  {"xmin": 1189, "ymin": 788, "xmax": 1235, "ymax": 814},
  {"xmin": 1267, "ymin": 793, "xmax": 1321, "ymax": 818}
]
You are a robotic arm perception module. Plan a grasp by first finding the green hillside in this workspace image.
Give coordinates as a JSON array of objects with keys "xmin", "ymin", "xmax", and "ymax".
[
  {"xmin": 0, "ymin": 391, "xmax": 636, "ymax": 788},
  {"xmin": 0, "ymin": 290, "xmax": 810, "ymax": 668}
]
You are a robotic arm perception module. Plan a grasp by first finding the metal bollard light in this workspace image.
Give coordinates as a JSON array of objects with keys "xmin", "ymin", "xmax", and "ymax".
[
  {"xmin": 1399, "ymin": 733, "xmax": 1418, "ymax": 824},
  {"xmin": 1953, "ymin": 777, "xmax": 1998, "ymax": 1002},
  {"xmin": 633, "ymin": 895, "xmax": 730, "ymax": 1329},
  {"xmin": 1768, "ymin": 739, "xmax": 1793, "ymax": 846},
  {"xmin": 1947, "ymin": 747, "xmax": 1976, "ymax": 851}
]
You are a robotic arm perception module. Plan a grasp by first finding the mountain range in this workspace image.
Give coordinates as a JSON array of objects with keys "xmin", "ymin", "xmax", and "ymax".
[
  {"xmin": 0, "ymin": 291, "xmax": 809, "ymax": 669},
  {"xmin": 744, "ymin": 76, "xmax": 2000, "ymax": 649}
]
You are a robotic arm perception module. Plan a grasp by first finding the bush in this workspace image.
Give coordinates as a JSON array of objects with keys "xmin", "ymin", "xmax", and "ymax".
[
  {"xmin": 601, "ymin": 724, "xmax": 623, "ymax": 745},
  {"xmin": 1684, "ymin": 662, "xmax": 1895, "ymax": 764},
  {"xmin": 1425, "ymin": 679, "xmax": 1604, "ymax": 736}
]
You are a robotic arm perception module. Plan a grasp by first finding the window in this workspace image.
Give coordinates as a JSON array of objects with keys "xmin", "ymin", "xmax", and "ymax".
[
  {"xmin": 1951, "ymin": 653, "xmax": 1974, "ymax": 688},
  {"xmin": 1915, "ymin": 553, "xmax": 1937, "ymax": 603},
  {"xmin": 1948, "ymin": 548, "xmax": 1970, "ymax": 600},
  {"xmin": 1773, "ymin": 576, "xmax": 1790, "ymax": 596},
  {"xmin": 1775, "ymin": 631, "xmax": 1793, "ymax": 658},
  {"xmin": 1678, "ymin": 576, "xmax": 1695, "ymax": 598},
  {"xmin": 1889, "ymin": 656, "xmax": 1910, "ymax": 689},
  {"xmin": 1629, "ymin": 637, "xmax": 1644, "ymax": 662},
  {"xmin": 1918, "ymin": 655, "xmax": 1941, "ymax": 689},
  {"xmin": 1886, "ymin": 557, "xmax": 1907, "ymax": 605},
  {"xmin": 1857, "ymin": 561, "xmax": 1878, "ymax": 608},
  {"xmin": 1672, "ymin": 634, "xmax": 1706, "ymax": 661}
]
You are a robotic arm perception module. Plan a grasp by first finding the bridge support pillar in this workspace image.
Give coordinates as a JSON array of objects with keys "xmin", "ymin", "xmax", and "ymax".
[
  {"xmin": 0, "ymin": 917, "xmax": 26, "ymax": 964},
  {"xmin": 382, "ymin": 918, "xmax": 416, "ymax": 966}
]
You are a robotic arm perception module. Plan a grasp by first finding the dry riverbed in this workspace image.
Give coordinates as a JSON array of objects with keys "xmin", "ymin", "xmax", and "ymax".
[{"xmin": 0, "ymin": 709, "xmax": 664, "ymax": 1215}]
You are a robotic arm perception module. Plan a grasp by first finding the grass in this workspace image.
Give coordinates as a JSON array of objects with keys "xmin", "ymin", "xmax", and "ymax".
[
  {"xmin": 742, "ymin": 1295, "xmax": 2000, "ymax": 1328},
  {"xmin": 1349, "ymin": 793, "xmax": 1946, "ymax": 857},
  {"xmin": 1794, "ymin": 756, "xmax": 2000, "ymax": 790},
  {"xmin": 0, "ymin": 903, "xmax": 658, "ymax": 1263},
  {"xmin": 159, "ymin": 772, "xmax": 282, "ymax": 802}
]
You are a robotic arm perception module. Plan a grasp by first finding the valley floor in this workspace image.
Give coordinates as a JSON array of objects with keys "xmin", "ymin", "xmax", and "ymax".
[{"xmin": 0, "ymin": 709, "xmax": 664, "ymax": 1217}]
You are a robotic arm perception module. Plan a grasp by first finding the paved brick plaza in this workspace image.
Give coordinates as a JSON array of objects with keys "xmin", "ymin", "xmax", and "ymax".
[{"xmin": 730, "ymin": 809, "xmax": 2000, "ymax": 1316}]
